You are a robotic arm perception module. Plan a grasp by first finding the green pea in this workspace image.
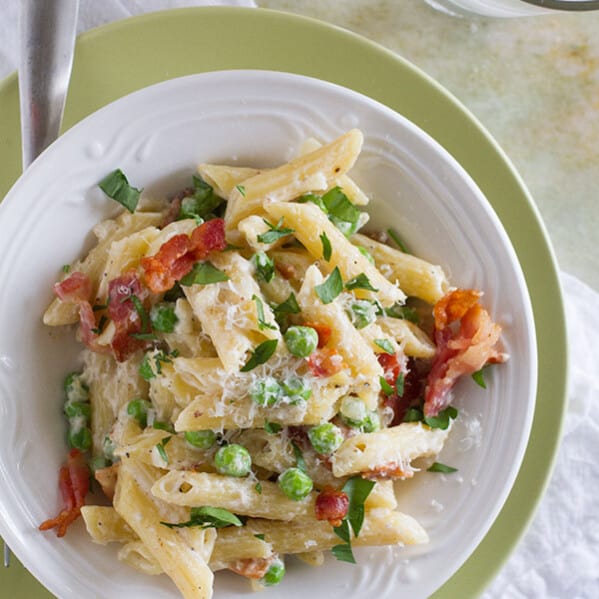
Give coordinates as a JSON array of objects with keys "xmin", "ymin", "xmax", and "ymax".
[
  {"xmin": 150, "ymin": 302, "xmax": 178, "ymax": 333},
  {"xmin": 214, "ymin": 444, "xmax": 252, "ymax": 477},
  {"xmin": 283, "ymin": 326, "xmax": 318, "ymax": 358},
  {"xmin": 127, "ymin": 398, "xmax": 152, "ymax": 428},
  {"xmin": 278, "ymin": 467, "xmax": 313, "ymax": 501},
  {"xmin": 68, "ymin": 426, "xmax": 92, "ymax": 452},
  {"xmin": 280, "ymin": 375, "xmax": 312, "ymax": 404},
  {"xmin": 362, "ymin": 411, "xmax": 381, "ymax": 433},
  {"xmin": 262, "ymin": 557, "xmax": 285, "ymax": 586},
  {"xmin": 63, "ymin": 372, "xmax": 89, "ymax": 403},
  {"xmin": 184, "ymin": 430, "xmax": 216, "ymax": 450},
  {"xmin": 249, "ymin": 377, "xmax": 282, "ymax": 407},
  {"xmin": 308, "ymin": 422, "xmax": 344, "ymax": 455},
  {"xmin": 339, "ymin": 396, "xmax": 368, "ymax": 428},
  {"xmin": 64, "ymin": 401, "xmax": 91, "ymax": 422},
  {"xmin": 348, "ymin": 300, "xmax": 377, "ymax": 329}
]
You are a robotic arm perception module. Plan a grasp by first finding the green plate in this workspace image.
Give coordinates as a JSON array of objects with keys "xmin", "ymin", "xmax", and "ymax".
[{"xmin": 0, "ymin": 7, "xmax": 567, "ymax": 598}]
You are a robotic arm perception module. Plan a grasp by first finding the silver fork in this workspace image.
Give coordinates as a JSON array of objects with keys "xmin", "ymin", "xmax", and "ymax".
[{"xmin": 3, "ymin": 0, "xmax": 79, "ymax": 569}]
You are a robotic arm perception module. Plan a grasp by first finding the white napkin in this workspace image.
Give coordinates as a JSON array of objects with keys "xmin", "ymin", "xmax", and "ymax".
[
  {"xmin": 1, "ymin": 3, "xmax": 598, "ymax": 597},
  {"xmin": 484, "ymin": 272, "xmax": 599, "ymax": 599}
]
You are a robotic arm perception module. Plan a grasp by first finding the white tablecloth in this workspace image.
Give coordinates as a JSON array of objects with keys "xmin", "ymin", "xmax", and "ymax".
[{"xmin": 1, "ymin": 2, "xmax": 598, "ymax": 597}]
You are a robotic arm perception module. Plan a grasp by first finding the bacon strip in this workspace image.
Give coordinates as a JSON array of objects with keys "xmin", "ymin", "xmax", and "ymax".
[
  {"xmin": 424, "ymin": 289, "xmax": 507, "ymax": 418},
  {"xmin": 141, "ymin": 218, "xmax": 227, "ymax": 293},
  {"xmin": 39, "ymin": 449, "xmax": 90, "ymax": 537}
]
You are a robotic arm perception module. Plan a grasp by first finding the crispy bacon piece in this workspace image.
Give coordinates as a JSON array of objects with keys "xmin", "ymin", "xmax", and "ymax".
[
  {"xmin": 314, "ymin": 487, "xmax": 349, "ymax": 527},
  {"xmin": 54, "ymin": 272, "xmax": 108, "ymax": 354},
  {"xmin": 107, "ymin": 272, "xmax": 152, "ymax": 361},
  {"xmin": 228, "ymin": 556, "xmax": 275, "ymax": 580},
  {"xmin": 306, "ymin": 347, "xmax": 346, "ymax": 377},
  {"xmin": 377, "ymin": 352, "xmax": 403, "ymax": 387},
  {"xmin": 54, "ymin": 271, "xmax": 91, "ymax": 303},
  {"xmin": 141, "ymin": 218, "xmax": 227, "ymax": 293},
  {"xmin": 39, "ymin": 449, "xmax": 90, "ymax": 537},
  {"xmin": 424, "ymin": 289, "xmax": 507, "ymax": 418},
  {"xmin": 362, "ymin": 461, "xmax": 413, "ymax": 481},
  {"xmin": 190, "ymin": 218, "xmax": 227, "ymax": 259},
  {"xmin": 304, "ymin": 322, "xmax": 332, "ymax": 348}
]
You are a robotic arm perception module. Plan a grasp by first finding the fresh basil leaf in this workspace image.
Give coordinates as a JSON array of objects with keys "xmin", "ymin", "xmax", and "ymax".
[
  {"xmin": 395, "ymin": 373, "xmax": 405, "ymax": 397},
  {"xmin": 320, "ymin": 232, "xmax": 332, "ymax": 261},
  {"xmin": 345, "ymin": 273, "xmax": 378, "ymax": 292},
  {"xmin": 315, "ymin": 267, "xmax": 343, "ymax": 304},
  {"xmin": 161, "ymin": 505, "xmax": 243, "ymax": 529},
  {"xmin": 99, "ymin": 169, "xmax": 142, "ymax": 213},
  {"xmin": 264, "ymin": 421, "xmax": 282, "ymax": 435},
  {"xmin": 427, "ymin": 462, "xmax": 458, "ymax": 474},
  {"xmin": 291, "ymin": 440, "xmax": 307, "ymax": 473},
  {"xmin": 240, "ymin": 339, "xmax": 278, "ymax": 372},
  {"xmin": 342, "ymin": 476, "xmax": 376, "ymax": 538},
  {"xmin": 374, "ymin": 339, "xmax": 394, "ymax": 355},
  {"xmin": 331, "ymin": 543, "xmax": 356, "ymax": 564},
  {"xmin": 273, "ymin": 292, "xmax": 301, "ymax": 315},
  {"xmin": 424, "ymin": 406, "xmax": 458, "ymax": 430},
  {"xmin": 472, "ymin": 367, "xmax": 487, "ymax": 389},
  {"xmin": 322, "ymin": 187, "xmax": 361, "ymax": 237},
  {"xmin": 257, "ymin": 218, "xmax": 295, "ymax": 244},
  {"xmin": 252, "ymin": 252, "xmax": 275, "ymax": 283},
  {"xmin": 379, "ymin": 376, "xmax": 395, "ymax": 396},
  {"xmin": 180, "ymin": 262, "xmax": 229, "ymax": 286},
  {"xmin": 387, "ymin": 228, "xmax": 409, "ymax": 253}
]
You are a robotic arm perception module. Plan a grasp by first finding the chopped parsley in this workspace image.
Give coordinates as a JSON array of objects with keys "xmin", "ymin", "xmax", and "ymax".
[
  {"xmin": 387, "ymin": 228, "xmax": 409, "ymax": 253},
  {"xmin": 252, "ymin": 295, "xmax": 277, "ymax": 331},
  {"xmin": 424, "ymin": 406, "xmax": 458, "ymax": 430},
  {"xmin": 374, "ymin": 339, "xmax": 394, "ymax": 355},
  {"xmin": 98, "ymin": 169, "xmax": 142, "ymax": 213},
  {"xmin": 155, "ymin": 436, "xmax": 172, "ymax": 463},
  {"xmin": 472, "ymin": 367, "xmax": 488, "ymax": 389},
  {"xmin": 315, "ymin": 267, "xmax": 343, "ymax": 304},
  {"xmin": 236, "ymin": 184, "xmax": 246, "ymax": 197},
  {"xmin": 320, "ymin": 231, "xmax": 332, "ymax": 261},
  {"xmin": 345, "ymin": 273, "xmax": 378, "ymax": 292},
  {"xmin": 427, "ymin": 462, "xmax": 458, "ymax": 474},
  {"xmin": 322, "ymin": 187, "xmax": 361, "ymax": 237},
  {"xmin": 178, "ymin": 176, "xmax": 224, "ymax": 221},
  {"xmin": 252, "ymin": 251, "xmax": 275, "ymax": 283},
  {"xmin": 257, "ymin": 218, "xmax": 295, "ymax": 244},
  {"xmin": 240, "ymin": 339, "xmax": 278, "ymax": 372},
  {"xmin": 379, "ymin": 376, "xmax": 395, "ymax": 396},
  {"xmin": 291, "ymin": 441, "xmax": 307, "ymax": 472},
  {"xmin": 161, "ymin": 506, "xmax": 243, "ymax": 529},
  {"xmin": 179, "ymin": 262, "xmax": 229, "ymax": 286}
]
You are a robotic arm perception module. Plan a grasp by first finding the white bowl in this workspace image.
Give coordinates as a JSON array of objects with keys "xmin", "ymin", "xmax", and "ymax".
[{"xmin": 0, "ymin": 70, "xmax": 536, "ymax": 599}]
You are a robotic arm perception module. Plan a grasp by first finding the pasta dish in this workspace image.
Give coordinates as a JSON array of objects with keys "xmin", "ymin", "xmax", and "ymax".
[{"xmin": 38, "ymin": 129, "xmax": 507, "ymax": 598}]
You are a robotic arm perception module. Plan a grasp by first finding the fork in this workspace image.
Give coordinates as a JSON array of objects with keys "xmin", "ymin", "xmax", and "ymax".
[{"xmin": 3, "ymin": 0, "xmax": 79, "ymax": 569}]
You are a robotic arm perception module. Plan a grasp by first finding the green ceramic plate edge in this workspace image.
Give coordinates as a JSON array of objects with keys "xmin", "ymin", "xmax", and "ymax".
[{"xmin": 0, "ymin": 7, "xmax": 567, "ymax": 598}]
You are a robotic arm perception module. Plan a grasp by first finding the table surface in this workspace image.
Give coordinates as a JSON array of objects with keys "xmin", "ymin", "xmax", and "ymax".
[{"xmin": 261, "ymin": 0, "xmax": 599, "ymax": 293}]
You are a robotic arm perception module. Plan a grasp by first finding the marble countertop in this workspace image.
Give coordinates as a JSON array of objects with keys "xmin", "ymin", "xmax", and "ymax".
[{"xmin": 260, "ymin": 0, "xmax": 599, "ymax": 292}]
